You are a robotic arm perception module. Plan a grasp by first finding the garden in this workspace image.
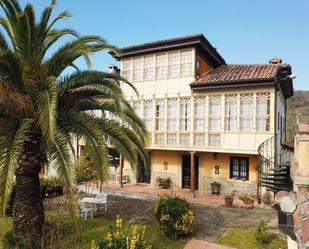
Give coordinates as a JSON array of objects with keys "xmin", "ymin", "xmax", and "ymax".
[{"xmin": 0, "ymin": 178, "xmax": 287, "ymax": 249}]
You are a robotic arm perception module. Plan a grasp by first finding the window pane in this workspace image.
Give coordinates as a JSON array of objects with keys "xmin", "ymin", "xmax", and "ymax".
[
  {"xmin": 155, "ymin": 99, "xmax": 165, "ymax": 131},
  {"xmin": 256, "ymin": 93, "xmax": 270, "ymax": 132},
  {"xmin": 156, "ymin": 55, "xmax": 167, "ymax": 79},
  {"xmin": 179, "ymin": 97, "xmax": 191, "ymax": 131},
  {"xmin": 209, "ymin": 96, "xmax": 221, "ymax": 131},
  {"xmin": 208, "ymin": 134, "xmax": 220, "ymax": 147},
  {"xmin": 155, "ymin": 133, "xmax": 164, "ymax": 145},
  {"xmin": 194, "ymin": 133, "xmax": 205, "ymax": 146},
  {"xmin": 179, "ymin": 133, "xmax": 190, "ymax": 145},
  {"xmin": 180, "ymin": 51, "xmax": 192, "ymax": 76},
  {"xmin": 167, "ymin": 98, "xmax": 177, "ymax": 131},
  {"xmin": 133, "ymin": 58, "xmax": 142, "ymax": 81},
  {"xmin": 132, "ymin": 100, "xmax": 141, "ymax": 118},
  {"xmin": 144, "ymin": 56, "xmax": 154, "ymax": 80},
  {"xmin": 225, "ymin": 95, "xmax": 237, "ymax": 131},
  {"xmin": 168, "ymin": 53, "xmax": 179, "ymax": 77},
  {"xmin": 143, "ymin": 99, "xmax": 152, "ymax": 131},
  {"xmin": 231, "ymin": 158, "xmax": 248, "ymax": 180},
  {"xmin": 194, "ymin": 97, "xmax": 206, "ymax": 131},
  {"xmin": 240, "ymin": 94, "xmax": 253, "ymax": 131},
  {"xmin": 167, "ymin": 133, "xmax": 177, "ymax": 145}
]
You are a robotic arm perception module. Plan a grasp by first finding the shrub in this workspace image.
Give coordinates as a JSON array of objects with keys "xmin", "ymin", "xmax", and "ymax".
[
  {"xmin": 92, "ymin": 215, "xmax": 152, "ymax": 249},
  {"xmin": 5, "ymin": 177, "xmax": 64, "ymax": 216},
  {"xmin": 154, "ymin": 194, "xmax": 194, "ymax": 238},
  {"xmin": 255, "ymin": 220, "xmax": 270, "ymax": 244},
  {"xmin": 75, "ymin": 155, "xmax": 98, "ymax": 184},
  {"xmin": 40, "ymin": 176, "xmax": 63, "ymax": 198},
  {"xmin": 261, "ymin": 191, "xmax": 273, "ymax": 206}
]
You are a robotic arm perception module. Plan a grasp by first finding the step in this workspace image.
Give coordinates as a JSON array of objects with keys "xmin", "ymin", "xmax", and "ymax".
[
  {"xmin": 262, "ymin": 184, "xmax": 292, "ymax": 192},
  {"xmin": 261, "ymin": 172, "xmax": 288, "ymax": 177},
  {"xmin": 261, "ymin": 181, "xmax": 290, "ymax": 187}
]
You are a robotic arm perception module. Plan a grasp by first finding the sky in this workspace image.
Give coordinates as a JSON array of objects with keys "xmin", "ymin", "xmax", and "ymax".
[{"xmin": 15, "ymin": 0, "xmax": 309, "ymax": 90}]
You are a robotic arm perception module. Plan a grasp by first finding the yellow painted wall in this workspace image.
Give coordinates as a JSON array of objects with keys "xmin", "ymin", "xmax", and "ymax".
[{"xmin": 148, "ymin": 150, "xmax": 259, "ymax": 191}]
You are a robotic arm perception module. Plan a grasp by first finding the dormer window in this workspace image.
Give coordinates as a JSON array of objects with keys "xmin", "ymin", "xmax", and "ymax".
[
  {"xmin": 133, "ymin": 58, "xmax": 143, "ymax": 81},
  {"xmin": 122, "ymin": 60, "xmax": 132, "ymax": 80},
  {"xmin": 144, "ymin": 56, "xmax": 154, "ymax": 80},
  {"xmin": 180, "ymin": 51, "xmax": 192, "ymax": 76},
  {"xmin": 168, "ymin": 52, "xmax": 179, "ymax": 77},
  {"xmin": 156, "ymin": 54, "xmax": 167, "ymax": 79}
]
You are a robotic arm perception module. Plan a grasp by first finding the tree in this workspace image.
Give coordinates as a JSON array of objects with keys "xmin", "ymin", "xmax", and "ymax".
[{"xmin": 0, "ymin": 0, "xmax": 149, "ymax": 243}]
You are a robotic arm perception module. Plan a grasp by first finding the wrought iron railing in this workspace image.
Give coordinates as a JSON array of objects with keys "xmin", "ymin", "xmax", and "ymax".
[{"xmin": 258, "ymin": 133, "xmax": 293, "ymax": 193}]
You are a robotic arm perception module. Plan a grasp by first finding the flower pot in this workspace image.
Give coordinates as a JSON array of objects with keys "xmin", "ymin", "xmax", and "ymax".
[
  {"xmin": 243, "ymin": 199, "xmax": 254, "ymax": 209},
  {"xmin": 224, "ymin": 197, "xmax": 233, "ymax": 207}
]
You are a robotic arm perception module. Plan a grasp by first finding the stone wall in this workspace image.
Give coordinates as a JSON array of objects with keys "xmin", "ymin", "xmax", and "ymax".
[
  {"xmin": 203, "ymin": 176, "xmax": 257, "ymax": 195},
  {"xmin": 152, "ymin": 171, "xmax": 178, "ymax": 188}
]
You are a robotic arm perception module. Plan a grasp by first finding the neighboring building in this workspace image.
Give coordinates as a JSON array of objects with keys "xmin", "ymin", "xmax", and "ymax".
[{"xmin": 110, "ymin": 34, "xmax": 294, "ymax": 195}]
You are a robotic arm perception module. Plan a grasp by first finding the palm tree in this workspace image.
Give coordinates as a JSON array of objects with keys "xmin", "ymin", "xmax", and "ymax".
[{"xmin": 0, "ymin": 0, "xmax": 149, "ymax": 243}]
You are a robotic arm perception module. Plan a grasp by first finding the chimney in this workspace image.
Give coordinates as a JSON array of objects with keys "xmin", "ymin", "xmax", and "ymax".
[
  {"xmin": 108, "ymin": 64, "xmax": 120, "ymax": 76},
  {"xmin": 269, "ymin": 56, "xmax": 282, "ymax": 64}
]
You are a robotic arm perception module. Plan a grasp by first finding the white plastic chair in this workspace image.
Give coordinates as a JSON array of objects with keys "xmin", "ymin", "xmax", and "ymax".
[
  {"xmin": 96, "ymin": 192, "xmax": 107, "ymax": 212},
  {"xmin": 79, "ymin": 200, "xmax": 93, "ymax": 220}
]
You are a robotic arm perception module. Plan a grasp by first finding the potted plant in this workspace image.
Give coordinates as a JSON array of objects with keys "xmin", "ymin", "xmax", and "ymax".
[
  {"xmin": 224, "ymin": 191, "xmax": 236, "ymax": 207},
  {"xmin": 239, "ymin": 192, "xmax": 255, "ymax": 209}
]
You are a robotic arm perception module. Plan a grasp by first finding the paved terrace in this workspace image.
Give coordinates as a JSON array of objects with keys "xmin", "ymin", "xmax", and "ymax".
[{"xmin": 80, "ymin": 181, "xmax": 260, "ymax": 208}]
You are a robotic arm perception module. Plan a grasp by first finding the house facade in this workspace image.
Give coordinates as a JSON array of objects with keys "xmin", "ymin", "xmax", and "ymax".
[{"xmin": 110, "ymin": 34, "xmax": 294, "ymax": 195}]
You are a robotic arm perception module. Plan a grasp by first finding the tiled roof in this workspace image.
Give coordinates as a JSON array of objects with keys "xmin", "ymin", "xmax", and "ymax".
[{"xmin": 194, "ymin": 64, "xmax": 289, "ymax": 84}]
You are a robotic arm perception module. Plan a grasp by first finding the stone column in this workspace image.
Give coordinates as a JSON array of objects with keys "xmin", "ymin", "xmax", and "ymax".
[{"xmin": 190, "ymin": 151, "xmax": 196, "ymax": 197}]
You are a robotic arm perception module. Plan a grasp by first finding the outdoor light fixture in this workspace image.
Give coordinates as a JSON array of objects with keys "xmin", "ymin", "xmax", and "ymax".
[
  {"xmin": 163, "ymin": 161, "xmax": 168, "ymax": 170},
  {"xmin": 213, "ymin": 152, "xmax": 218, "ymax": 160}
]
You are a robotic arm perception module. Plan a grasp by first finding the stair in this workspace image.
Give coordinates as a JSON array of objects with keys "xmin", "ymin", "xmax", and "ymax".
[{"xmin": 258, "ymin": 134, "xmax": 293, "ymax": 193}]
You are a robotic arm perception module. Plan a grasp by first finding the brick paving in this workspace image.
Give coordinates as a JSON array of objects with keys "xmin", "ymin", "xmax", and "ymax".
[
  {"xmin": 93, "ymin": 181, "xmax": 261, "ymax": 208},
  {"xmin": 184, "ymin": 239, "xmax": 237, "ymax": 249}
]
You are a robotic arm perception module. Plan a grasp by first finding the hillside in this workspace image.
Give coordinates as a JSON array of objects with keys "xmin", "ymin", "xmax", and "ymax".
[{"xmin": 286, "ymin": 90, "xmax": 309, "ymax": 132}]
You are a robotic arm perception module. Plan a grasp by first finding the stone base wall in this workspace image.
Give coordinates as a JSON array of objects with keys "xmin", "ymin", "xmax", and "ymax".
[{"xmin": 203, "ymin": 176, "xmax": 257, "ymax": 195}]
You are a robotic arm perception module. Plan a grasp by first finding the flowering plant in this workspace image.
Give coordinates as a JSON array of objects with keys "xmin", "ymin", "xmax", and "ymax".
[
  {"xmin": 154, "ymin": 194, "xmax": 195, "ymax": 238},
  {"xmin": 90, "ymin": 216, "xmax": 152, "ymax": 249}
]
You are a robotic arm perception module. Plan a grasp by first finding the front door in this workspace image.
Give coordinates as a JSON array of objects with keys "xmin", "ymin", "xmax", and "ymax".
[
  {"xmin": 137, "ymin": 153, "xmax": 151, "ymax": 184},
  {"xmin": 182, "ymin": 155, "xmax": 199, "ymax": 190}
]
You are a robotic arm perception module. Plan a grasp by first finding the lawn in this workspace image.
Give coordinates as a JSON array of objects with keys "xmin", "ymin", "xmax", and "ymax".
[
  {"xmin": 217, "ymin": 228, "xmax": 287, "ymax": 249},
  {"xmin": 0, "ymin": 216, "xmax": 187, "ymax": 249}
]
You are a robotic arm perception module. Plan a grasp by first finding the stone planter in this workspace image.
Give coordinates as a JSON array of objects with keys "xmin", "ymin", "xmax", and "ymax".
[
  {"xmin": 243, "ymin": 199, "xmax": 254, "ymax": 209},
  {"xmin": 224, "ymin": 197, "xmax": 233, "ymax": 207}
]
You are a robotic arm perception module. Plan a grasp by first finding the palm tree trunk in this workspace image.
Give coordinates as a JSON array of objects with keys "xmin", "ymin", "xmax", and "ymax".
[{"xmin": 12, "ymin": 133, "xmax": 45, "ymax": 242}]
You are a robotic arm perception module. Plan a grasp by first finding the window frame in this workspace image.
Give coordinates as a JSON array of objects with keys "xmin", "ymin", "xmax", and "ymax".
[{"xmin": 230, "ymin": 157, "xmax": 249, "ymax": 180}]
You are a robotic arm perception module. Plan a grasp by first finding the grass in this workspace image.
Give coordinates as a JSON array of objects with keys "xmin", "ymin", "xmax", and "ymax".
[
  {"xmin": 0, "ymin": 216, "xmax": 187, "ymax": 249},
  {"xmin": 217, "ymin": 228, "xmax": 287, "ymax": 249}
]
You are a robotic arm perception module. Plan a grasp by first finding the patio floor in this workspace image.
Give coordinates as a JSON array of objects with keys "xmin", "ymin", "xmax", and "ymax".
[{"xmin": 83, "ymin": 181, "xmax": 260, "ymax": 208}]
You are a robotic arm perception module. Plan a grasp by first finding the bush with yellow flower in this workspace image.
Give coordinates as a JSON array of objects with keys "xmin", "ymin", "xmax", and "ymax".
[
  {"xmin": 154, "ymin": 194, "xmax": 195, "ymax": 238},
  {"xmin": 90, "ymin": 216, "xmax": 152, "ymax": 249}
]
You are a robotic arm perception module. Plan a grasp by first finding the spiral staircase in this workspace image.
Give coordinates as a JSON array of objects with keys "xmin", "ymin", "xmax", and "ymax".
[{"xmin": 258, "ymin": 134, "xmax": 293, "ymax": 193}]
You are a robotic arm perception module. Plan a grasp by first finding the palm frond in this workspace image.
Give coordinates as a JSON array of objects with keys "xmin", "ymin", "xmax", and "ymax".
[{"xmin": 0, "ymin": 118, "xmax": 32, "ymax": 215}]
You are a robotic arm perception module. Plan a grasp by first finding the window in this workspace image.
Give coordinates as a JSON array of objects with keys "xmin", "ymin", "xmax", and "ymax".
[
  {"xmin": 194, "ymin": 97, "xmax": 206, "ymax": 131},
  {"xmin": 208, "ymin": 134, "xmax": 220, "ymax": 147},
  {"xmin": 256, "ymin": 93, "xmax": 270, "ymax": 132},
  {"xmin": 179, "ymin": 97, "xmax": 191, "ymax": 131},
  {"xmin": 122, "ymin": 60, "xmax": 132, "ymax": 80},
  {"xmin": 225, "ymin": 95, "xmax": 237, "ymax": 131},
  {"xmin": 168, "ymin": 53, "xmax": 179, "ymax": 77},
  {"xmin": 155, "ymin": 99, "xmax": 165, "ymax": 131},
  {"xmin": 132, "ymin": 100, "xmax": 141, "ymax": 118},
  {"xmin": 179, "ymin": 133, "xmax": 190, "ymax": 145},
  {"xmin": 143, "ymin": 99, "xmax": 152, "ymax": 131},
  {"xmin": 180, "ymin": 51, "xmax": 192, "ymax": 76},
  {"xmin": 194, "ymin": 133, "xmax": 205, "ymax": 146},
  {"xmin": 240, "ymin": 94, "xmax": 253, "ymax": 131},
  {"xmin": 230, "ymin": 157, "xmax": 249, "ymax": 180},
  {"xmin": 167, "ymin": 98, "xmax": 177, "ymax": 131},
  {"xmin": 155, "ymin": 133, "xmax": 164, "ymax": 145},
  {"xmin": 209, "ymin": 96, "xmax": 221, "ymax": 131},
  {"xmin": 133, "ymin": 58, "xmax": 143, "ymax": 81},
  {"xmin": 156, "ymin": 54, "xmax": 167, "ymax": 79},
  {"xmin": 167, "ymin": 133, "xmax": 177, "ymax": 145},
  {"xmin": 196, "ymin": 59, "xmax": 201, "ymax": 76},
  {"xmin": 144, "ymin": 56, "xmax": 154, "ymax": 80}
]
